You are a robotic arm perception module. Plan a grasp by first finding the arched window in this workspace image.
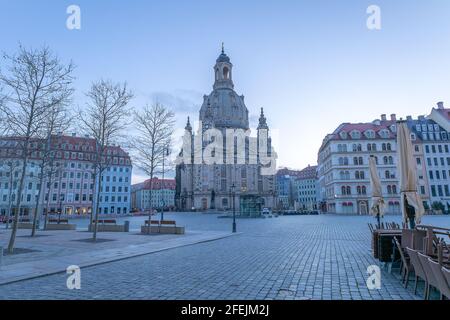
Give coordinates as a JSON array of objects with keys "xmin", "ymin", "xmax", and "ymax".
[
  {"xmin": 362, "ymin": 186, "xmax": 367, "ymax": 195},
  {"xmin": 383, "ymin": 156, "xmax": 388, "ymax": 165},
  {"xmin": 367, "ymin": 143, "xmax": 372, "ymax": 151},
  {"xmin": 387, "ymin": 185, "xmax": 392, "ymax": 194},
  {"xmin": 357, "ymin": 186, "xmax": 361, "ymax": 194},
  {"xmin": 223, "ymin": 67, "xmax": 229, "ymax": 79},
  {"xmin": 346, "ymin": 186, "xmax": 351, "ymax": 195},
  {"xmin": 386, "ymin": 143, "xmax": 392, "ymax": 151},
  {"xmin": 388, "ymin": 156, "xmax": 393, "ymax": 164},
  {"xmin": 357, "ymin": 144, "xmax": 362, "ymax": 151},
  {"xmin": 358, "ymin": 157, "xmax": 363, "ymax": 165},
  {"xmin": 392, "ymin": 185, "xmax": 397, "ymax": 194},
  {"xmin": 372, "ymin": 144, "xmax": 377, "ymax": 151},
  {"xmin": 382, "ymin": 143, "xmax": 387, "ymax": 151},
  {"xmin": 341, "ymin": 186, "xmax": 346, "ymax": 195},
  {"xmin": 385, "ymin": 170, "xmax": 390, "ymax": 179}
]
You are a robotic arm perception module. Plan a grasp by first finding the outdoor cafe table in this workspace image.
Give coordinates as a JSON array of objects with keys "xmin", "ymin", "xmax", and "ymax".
[{"xmin": 372, "ymin": 229, "xmax": 402, "ymax": 271}]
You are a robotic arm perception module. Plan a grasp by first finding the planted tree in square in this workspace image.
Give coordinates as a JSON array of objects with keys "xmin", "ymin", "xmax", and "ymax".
[
  {"xmin": 79, "ymin": 80, "xmax": 133, "ymax": 241},
  {"xmin": 131, "ymin": 103, "xmax": 175, "ymax": 233},
  {"xmin": 0, "ymin": 45, "xmax": 75, "ymax": 253}
]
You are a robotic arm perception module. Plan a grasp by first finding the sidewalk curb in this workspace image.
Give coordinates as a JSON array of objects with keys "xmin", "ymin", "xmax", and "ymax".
[{"xmin": 0, "ymin": 231, "xmax": 242, "ymax": 286}]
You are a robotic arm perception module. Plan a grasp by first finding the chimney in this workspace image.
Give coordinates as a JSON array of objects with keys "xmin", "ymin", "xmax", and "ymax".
[
  {"xmin": 71, "ymin": 133, "xmax": 76, "ymax": 137},
  {"xmin": 437, "ymin": 101, "xmax": 444, "ymax": 109},
  {"xmin": 381, "ymin": 114, "xmax": 387, "ymax": 121},
  {"xmin": 406, "ymin": 115, "xmax": 412, "ymax": 121},
  {"xmin": 418, "ymin": 115, "xmax": 425, "ymax": 121},
  {"xmin": 390, "ymin": 114, "xmax": 396, "ymax": 121}
]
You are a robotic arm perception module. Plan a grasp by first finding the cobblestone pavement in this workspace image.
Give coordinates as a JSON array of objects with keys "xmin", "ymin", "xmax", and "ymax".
[{"xmin": 1, "ymin": 214, "xmax": 449, "ymax": 300}]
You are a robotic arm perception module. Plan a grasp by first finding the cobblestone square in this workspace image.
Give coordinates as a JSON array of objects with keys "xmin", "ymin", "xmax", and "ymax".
[{"xmin": 0, "ymin": 213, "xmax": 449, "ymax": 300}]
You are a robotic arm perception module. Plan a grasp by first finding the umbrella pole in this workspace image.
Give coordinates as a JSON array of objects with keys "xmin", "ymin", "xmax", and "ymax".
[
  {"xmin": 376, "ymin": 205, "xmax": 381, "ymax": 229},
  {"xmin": 404, "ymin": 196, "xmax": 416, "ymax": 230}
]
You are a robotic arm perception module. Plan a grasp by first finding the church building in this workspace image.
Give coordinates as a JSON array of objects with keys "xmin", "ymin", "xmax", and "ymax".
[{"xmin": 175, "ymin": 47, "xmax": 276, "ymax": 214}]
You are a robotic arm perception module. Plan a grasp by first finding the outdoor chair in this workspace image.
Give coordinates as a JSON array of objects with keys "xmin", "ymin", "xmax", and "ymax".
[
  {"xmin": 412, "ymin": 230, "xmax": 427, "ymax": 251},
  {"xmin": 442, "ymin": 267, "xmax": 450, "ymax": 298},
  {"xmin": 428, "ymin": 258, "xmax": 450, "ymax": 300},
  {"xmin": 406, "ymin": 247, "xmax": 428, "ymax": 298},
  {"xmin": 394, "ymin": 237, "xmax": 412, "ymax": 288},
  {"xmin": 402, "ymin": 229, "xmax": 414, "ymax": 250},
  {"xmin": 417, "ymin": 252, "xmax": 439, "ymax": 300}
]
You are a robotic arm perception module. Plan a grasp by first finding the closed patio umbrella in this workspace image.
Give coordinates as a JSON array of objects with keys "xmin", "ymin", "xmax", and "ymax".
[
  {"xmin": 369, "ymin": 155, "xmax": 385, "ymax": 228},
  {"xmin": 397, "ymin": 121, "xmax": 425, "ymax": 228}
]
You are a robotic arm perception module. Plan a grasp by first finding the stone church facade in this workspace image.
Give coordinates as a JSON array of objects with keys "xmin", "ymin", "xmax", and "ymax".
[{"xmin": 175, "ymin": 48, "xmax": 276, "ymax": 213}]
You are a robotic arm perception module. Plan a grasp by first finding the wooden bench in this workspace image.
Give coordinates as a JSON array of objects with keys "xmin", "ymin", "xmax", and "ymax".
[
  {"xmin": 161, "ymin": 220, "xmax": 176, "ymax": 227},
  {"xmin": 144, "ymin": 220, "xmax": 160, "ymax": 227},
  {"xmin": 141, "ymin": 220, "xmax": 183, "ymax": 234},
  {"xmin": 48, "ymin": 219, "xmax": 69, "ymax": 224},
  {"xmin": 93, "ymin": 219, "xmax": 117, "ymax": 225}
]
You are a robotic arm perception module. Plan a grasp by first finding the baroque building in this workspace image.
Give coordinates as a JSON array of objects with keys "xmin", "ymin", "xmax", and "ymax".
[
  {"xmin": 317, "ymin": 103, "xmax": 450, "ymax": 215},
  {"xmin": 131, "ymin": 178, "xmax": 176, "ymax": 211},
  {"xmin": 175, "ymin": 48, "xmax": 276, "ymax": 213},
  {"xmin": 0, "ymin": 134, "xmax": 132, "ymax": 218}
]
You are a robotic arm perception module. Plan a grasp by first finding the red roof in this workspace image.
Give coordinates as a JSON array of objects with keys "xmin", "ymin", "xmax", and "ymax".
[
  {"xmin": 435, "ymin": 108, "xmax": 450, "ymax": 121},
  {"xmin": 133, "ymin": 177, "xmax": 176, "ymax": 191},
  {"xmin": 297, "ymin": 165, "xmax": 317, "ymax": 180}
]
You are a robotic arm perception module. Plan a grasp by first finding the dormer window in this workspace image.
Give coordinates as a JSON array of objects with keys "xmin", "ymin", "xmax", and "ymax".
[
  {"xmin": 379, "ymin": 130, "xmax": 389, "ymax": 139},
  {"xmin": 390, "ymin": 124, "xmax": 396, "ymax": 132},
  {"xmin": 364, "ymin": 130, "xmax": 375, "ymax": 139},
  {"xmin": 339, "ymin": 131, "xmax": 347, "ymax": 139},
  {"xmin": 350, "ymin": 130, "xmax": 360, "ymax": 139}
]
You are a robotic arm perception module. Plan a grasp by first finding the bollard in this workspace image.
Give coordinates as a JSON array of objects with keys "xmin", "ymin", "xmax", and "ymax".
[{"xmin": 124, "ymin": 221, "xmax": 130, "ymax": 232}]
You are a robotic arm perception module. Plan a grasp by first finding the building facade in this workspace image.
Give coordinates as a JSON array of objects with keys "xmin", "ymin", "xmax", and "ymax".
[
  {"xmin": 296, "ymin": 165, "xmax": 319, "ymax": 211},
  {"xmin": 0, "ymin": 134, "xmax": 132, "ymax": 217},
  {"xmin": 318, "ymin": 103, "xmax": 450, "ymax": 214},
  {"xmin": 132, "ymin": 178, "xmax": 176, "ymax": 211},
  {"xmin": 175, "ymin": 48, "xmax": 276, "ymax": 214},
  {"xmin": 275, "ymin": 168, "xmax": 302, "ymax": 210}
]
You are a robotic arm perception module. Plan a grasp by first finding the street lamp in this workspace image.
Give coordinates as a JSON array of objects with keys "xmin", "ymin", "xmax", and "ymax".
[
  {"xmin": 160, "ymin": 144, "xmax": 170, "ymax": 222},
  {"xmin": 231, "ymin": 183, "xmax": 236, "ymax": 233}
]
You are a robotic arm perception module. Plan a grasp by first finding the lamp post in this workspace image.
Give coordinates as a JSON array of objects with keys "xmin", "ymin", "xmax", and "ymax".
[
  {"xmin": 231, "ymin": 183, "xmax": 236, "ymax": 233},
  {"xmin": 160, "ymin": 145, "xmax": 170, "ymax": 222}
]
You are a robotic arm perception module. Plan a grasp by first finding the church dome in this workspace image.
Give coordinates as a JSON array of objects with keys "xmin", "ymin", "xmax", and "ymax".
[
  {"xmin": 200, "ymin": 88, "xmax": 249, "ymax": 130},
  {"xmin": 199, "ymin": 47, "xmax": 249, "ymax": 130},
  {"xmin": 216, "ymin": 52, "xmax": 230, "ymax": 63}
]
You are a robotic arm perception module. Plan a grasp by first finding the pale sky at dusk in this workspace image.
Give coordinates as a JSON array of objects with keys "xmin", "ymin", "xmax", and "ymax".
[{"xmin": 2, "ymin": 0, "xmax": 450, "ymax": 184}]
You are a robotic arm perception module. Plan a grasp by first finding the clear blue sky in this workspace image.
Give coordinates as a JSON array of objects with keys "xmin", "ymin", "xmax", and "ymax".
[{"xmin": 2, "ymin": 0, "xmax": 450, "ymax": 183}]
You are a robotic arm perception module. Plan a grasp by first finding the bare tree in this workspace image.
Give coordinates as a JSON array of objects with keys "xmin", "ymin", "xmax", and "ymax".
[
  {"xmin": 31, "ymin": 104, "xmax": 72, "ymax": 236},
  {"xmin": 0, "ymin": 45, "xmax": 75, "ymax": 253},
  {"xmin": 79, "ymin": 80, "xmax": 133, "ymax": 241},
  {"xmin": 131, "ymin": 103, "xmax": 175, "ymax": 233},
  {"xmin": 42, "ymin": 142, "xmax": 64, "ymax": 230},
  {"xmin": 0, "ymin": 160, "xmax": 20, "ymax": 229}
]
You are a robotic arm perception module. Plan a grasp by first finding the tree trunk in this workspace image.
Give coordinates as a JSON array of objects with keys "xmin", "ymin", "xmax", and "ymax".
[
  {"xmin": 92, "ymin": 167, "xmax": 102, "ymax": 241},
  {"xmin": 6, "ymin": 173, "xmax": 14, "ymax": 230},
  {"xmin": 43, "ymin": 172, "xmax": 53, "ymax": 230},
  {"xmin": 31, "ymin": 166, "xmax": 45, "ymax": 236},
  {"xmin": 8, "ymin": 156, "xmax": 28, "ymax": 253},
  {"xmin": 147, "ymin": 176, "xmax": 153, "ymax": 234}
]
